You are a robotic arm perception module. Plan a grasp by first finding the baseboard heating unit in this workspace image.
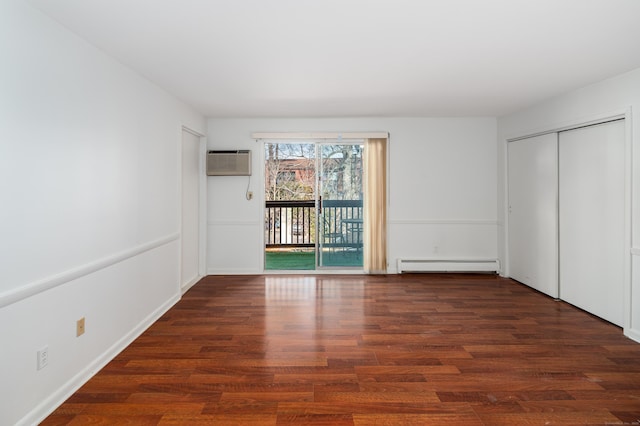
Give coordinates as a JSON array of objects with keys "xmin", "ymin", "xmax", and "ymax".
[{"xmin": 397, "ymin": 258, "xmax": 500, "ymax": 273}]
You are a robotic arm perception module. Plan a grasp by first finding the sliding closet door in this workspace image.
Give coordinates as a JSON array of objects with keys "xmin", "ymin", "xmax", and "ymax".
[
  {"xmin": 508, "ymin": 134, "xmax": 558, "ymax": 297},
  {"xmin": 559, "ymin": 120, "xmax": 625, "ymax": 326}
]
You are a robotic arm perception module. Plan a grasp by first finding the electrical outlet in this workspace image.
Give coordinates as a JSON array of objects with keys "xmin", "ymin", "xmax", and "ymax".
[
  {"xmin": 247, "ymin": 191, "xmax": 253, "ymax": 200},
  {"xmin": 37, "ymin": 346, "xmax": 48, "ymax": 370},
  {"xmin": 76, "ymin": 317, "xmax": 85, "ymax": 337}
]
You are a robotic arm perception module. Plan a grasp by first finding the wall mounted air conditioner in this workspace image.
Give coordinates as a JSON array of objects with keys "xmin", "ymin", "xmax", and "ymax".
[{"xmin": 206, "ymin": 150, "xmax": 252, "ymax": 176}]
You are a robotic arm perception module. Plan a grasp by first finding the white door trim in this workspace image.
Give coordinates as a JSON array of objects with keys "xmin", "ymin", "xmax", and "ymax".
[{"xmin": 180, "ymin": 125, "xmax": 206, "ymax": 294}]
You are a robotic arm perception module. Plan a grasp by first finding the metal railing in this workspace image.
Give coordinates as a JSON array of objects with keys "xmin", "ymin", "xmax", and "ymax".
[
  {"xmin": 265, "ymin": 199, "xmax": 363, "ymax": 248},
  {"xmin": 265, "ymin": 200, "xmax": 316, "ymax": 247}
]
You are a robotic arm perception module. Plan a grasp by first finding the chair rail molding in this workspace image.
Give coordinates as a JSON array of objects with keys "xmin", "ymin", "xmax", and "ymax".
[{"xmin": 0, "ymin": 233, "xmax": 179, "ymax": 308}]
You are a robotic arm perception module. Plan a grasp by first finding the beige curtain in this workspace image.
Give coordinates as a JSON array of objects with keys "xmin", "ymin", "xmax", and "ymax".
[{"xmin": 363, "ymin": 138, "xmax": 387, "ymax": 274}]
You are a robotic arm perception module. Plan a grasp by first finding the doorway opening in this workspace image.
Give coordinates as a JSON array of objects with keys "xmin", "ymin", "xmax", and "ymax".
[{"xmin": 264, "ymin": 141, "xmax": 364, "ymax": 270}]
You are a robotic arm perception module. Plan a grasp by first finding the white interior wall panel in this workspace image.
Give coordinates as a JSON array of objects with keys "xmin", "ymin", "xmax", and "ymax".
[
  {"xmin": 0, "ymin": 2, "xmax": 205, "ymax": 424},
  {"xmin": 206, "ymin": 117, "xmax": 498, "ymax": 274},
  {"xmin": 507, "ymin": 133, "xmax": 559, "ymax": 297},
  {"xmin": 559, "ymin": 120, "xmax": 626, "ymax": 327}
]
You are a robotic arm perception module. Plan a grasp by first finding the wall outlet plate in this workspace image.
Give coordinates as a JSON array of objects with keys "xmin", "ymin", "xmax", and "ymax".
[
  {"xmin": 76, "ymin": 317, "xmax": 85, "ymax": 337},
  {"xmin": 37, "ymin": 346, "xmax": 48, "ymax": 370}
]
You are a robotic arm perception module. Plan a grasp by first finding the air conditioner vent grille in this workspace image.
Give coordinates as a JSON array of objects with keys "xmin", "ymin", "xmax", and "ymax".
[{"xmin": 207, "ymin": 150, "xmax": 251, "ymax": 176}]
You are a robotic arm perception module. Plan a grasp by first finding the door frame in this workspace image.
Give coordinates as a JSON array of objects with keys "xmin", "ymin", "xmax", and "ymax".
[{"xmin": 180, "ymin": 125, "xmax": 207, "ymax": 294}]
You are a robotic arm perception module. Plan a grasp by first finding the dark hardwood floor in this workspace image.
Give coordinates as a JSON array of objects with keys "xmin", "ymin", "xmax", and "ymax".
[{"xmin": 43, "ymin": 274, "xmax": 640, "ymax": 425}]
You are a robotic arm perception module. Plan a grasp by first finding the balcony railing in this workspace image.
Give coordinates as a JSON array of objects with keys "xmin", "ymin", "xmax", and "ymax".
[
  {"xmin": 265, "ymin": 199, "xmax": 363, "ymax": 248},
  {"xmin": 265, "ymin": 200, "xmax": 315, "ymax": 248}
]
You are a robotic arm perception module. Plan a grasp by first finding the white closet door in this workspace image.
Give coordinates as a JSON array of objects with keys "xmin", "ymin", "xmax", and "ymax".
[
  {"xmin": 559, "ymin": 120, "xmax": 625, "ymax": 326},
  {"xmin": 508, "ymin": 133, "xmax": 558, "ymax": 297}
]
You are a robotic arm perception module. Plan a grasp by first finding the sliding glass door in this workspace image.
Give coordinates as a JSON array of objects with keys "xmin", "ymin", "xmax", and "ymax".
[
  {"xmin": 263, "ymin": 141, "xmax": 363, "ymax": 270},
  {"xmin": 317, "ymin": 143, "xmax": 363, "ymax": 268}
]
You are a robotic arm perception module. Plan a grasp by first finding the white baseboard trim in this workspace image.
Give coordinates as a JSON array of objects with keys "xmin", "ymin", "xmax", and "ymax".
[
  {"xmin": 22, "ymin": 293, "xmax": 180, "ymax": 426},
  {"xmin": 624, "ymin": 327, "xmax": 640, "ymax": 344},
  {"xmin": 207, "ymin": 268, "xmax": 263, "ymax": 275},
  {"xmin": 181, "ymin": 275, "xmax": 203, "ymax": 294}
]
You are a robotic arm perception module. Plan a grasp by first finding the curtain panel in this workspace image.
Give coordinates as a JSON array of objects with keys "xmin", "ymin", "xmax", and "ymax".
[{"xmin": 363, "ymin": 138, "xmax": 387, "ymax": 274}]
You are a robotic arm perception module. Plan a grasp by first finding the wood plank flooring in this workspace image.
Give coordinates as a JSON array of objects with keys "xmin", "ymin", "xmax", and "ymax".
[{"xmin": 43, "ymin": 274, "xmax": 640, "ymax": 425}]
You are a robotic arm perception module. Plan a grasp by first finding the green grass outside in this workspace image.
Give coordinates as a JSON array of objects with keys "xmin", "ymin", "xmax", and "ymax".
[
  {"xmin": 265, "ymin": 250, "xmax": 316, "ymax": 270},
  {"xmin": 265, "ymin": 249, "xmax": 362, "ymax": 270}
]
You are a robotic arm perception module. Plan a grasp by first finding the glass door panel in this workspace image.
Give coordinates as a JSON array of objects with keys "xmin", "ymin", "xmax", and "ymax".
[
  {"xmin": 264, "ymin": 142, "xmax": 316, "ymax": 270},
  {"xmin": 317, "ymin": 143, "xmax": 364, "ymax": 268}
]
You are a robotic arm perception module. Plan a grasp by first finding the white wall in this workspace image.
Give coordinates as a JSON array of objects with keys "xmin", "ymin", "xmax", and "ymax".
[
  {"xmin": 0, "ymin": 2, "xmax": 205, "ymax": 424},
  {"xmin": 207, "ymin": 117, "xmax": 498, "ymax": 274},
  {"xmin": 497, "ymin": 66, "xmax": 640, "ymax": 342}
]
